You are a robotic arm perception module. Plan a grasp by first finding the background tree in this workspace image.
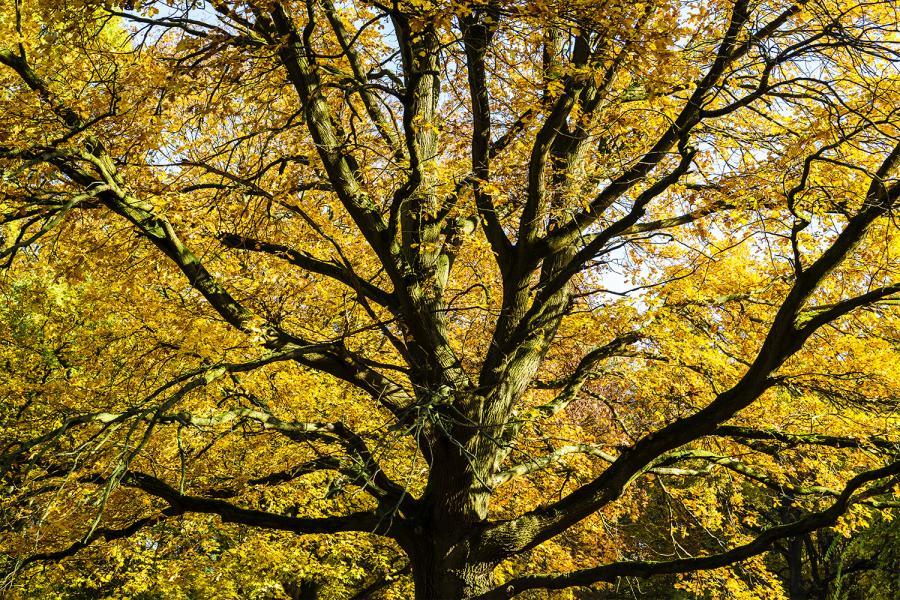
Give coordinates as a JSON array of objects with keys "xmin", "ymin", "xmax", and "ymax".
[{"xmin": 1, "ymin": 0, "xmax": 899, "ymax": 598}]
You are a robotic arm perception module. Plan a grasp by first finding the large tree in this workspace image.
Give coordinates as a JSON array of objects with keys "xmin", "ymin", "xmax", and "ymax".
[{"xmin": 1, "ymin": 0, "xmax": 899, "ymax": 597}]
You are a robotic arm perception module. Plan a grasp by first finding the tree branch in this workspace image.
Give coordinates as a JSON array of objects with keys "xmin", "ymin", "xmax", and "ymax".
[
  {"xmin": 712, "ymin": 426, "xmax": 900, "ymax": 453},
  {"xmin": 124, "ymin": 471, "xmax": 390, "ymax": 534},
  {"xmin": 477, "ymin": 459, "xmax": 900, "ymax": 599},
  {"xmin": 218, "ymin": 232, "xmax": 396, "ymax": 309},
  {"xmin": 476, "ymin": 139, "xmax": 900, "ymax": 559}
]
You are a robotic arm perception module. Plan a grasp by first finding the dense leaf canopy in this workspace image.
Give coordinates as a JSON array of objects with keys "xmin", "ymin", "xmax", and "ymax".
[{"xmin": 1, "ymin": 0, "xmax": 899, "ymax": 598}]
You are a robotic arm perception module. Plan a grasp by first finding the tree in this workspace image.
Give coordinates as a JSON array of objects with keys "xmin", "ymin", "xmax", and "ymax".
[{"xmin": 1, "ymin": 0, "xmax": 899, "ymax": 597}]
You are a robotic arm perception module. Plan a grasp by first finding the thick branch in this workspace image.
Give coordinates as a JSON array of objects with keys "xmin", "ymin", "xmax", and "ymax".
[
  {"xmin": 477, "ymin": 459, "xmax": 900, "ymax": 599},
  {"xmin": 712, "ymin": 426, "xmax": 900, "ymax": 453},
  {"xmin": 459, "ymin": 7, "xmax": 513, "ymax": 265},
  {"xmin": 125, "ymin": 471, "xmax": 390, "ymax": 534}
]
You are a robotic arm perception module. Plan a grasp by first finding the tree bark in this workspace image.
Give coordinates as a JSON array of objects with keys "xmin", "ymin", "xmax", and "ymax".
[
  {"xmin": 404, "ymin": 533, "xmax": 496, "ymax": 599},
  {"xmin": 402, "ymin": 430, "xmax": 498, "ymax": 599}
]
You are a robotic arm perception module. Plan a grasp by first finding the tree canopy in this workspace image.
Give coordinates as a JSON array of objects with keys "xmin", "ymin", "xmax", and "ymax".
[{"xmin": 1, "ymin": 0, "xmax": 899, "ymax": 598}]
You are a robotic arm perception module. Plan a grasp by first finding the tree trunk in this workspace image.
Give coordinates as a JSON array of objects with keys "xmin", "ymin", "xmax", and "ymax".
[
  {"xmin": 787, "ymin": 535, "xmax": 806, "ymax": 600},
  {"xmin": 406, "ymin": 534, "xmax": 495, "ymax": 599},
  {"xmin": 401, "ymin": 435, "xmax": 498, "ymax": 599}
]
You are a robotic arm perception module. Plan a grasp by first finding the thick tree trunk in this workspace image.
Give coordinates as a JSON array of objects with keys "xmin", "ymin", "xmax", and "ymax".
[
  {"xmin": 401, "ymin": 433, "xmax": 499, "ymax": 599},
  {"xmin": 406, "ymin": 535, "xmax": 495, "ymax": 599}
]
